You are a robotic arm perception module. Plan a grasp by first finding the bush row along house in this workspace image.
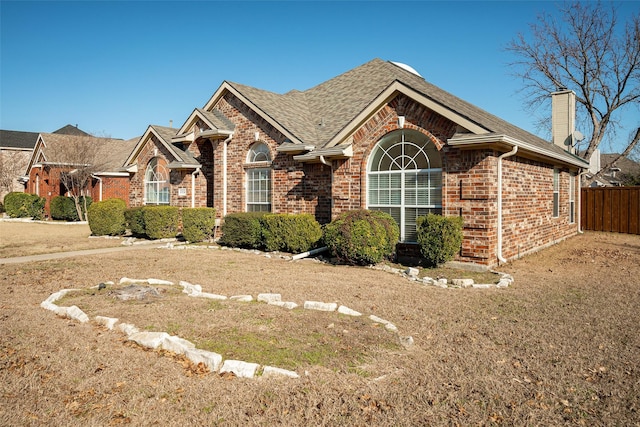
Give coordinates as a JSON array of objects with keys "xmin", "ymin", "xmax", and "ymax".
[{"xmin": 23, "ymin": 58, "xmax": 591, "ymax": 267}]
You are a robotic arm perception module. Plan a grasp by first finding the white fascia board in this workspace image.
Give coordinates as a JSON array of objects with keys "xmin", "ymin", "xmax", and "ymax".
[
  {"xmin": 93, "ymin": 171, "xmax": 129, "ymax": 177},
  {"xmin": 293, "ymin": 144, "xmax": 353, "ymax": 162},
  {"xmin": 0, "ymin": 146, "xmax": 33, "ymax": 151},
  {"xmin": 171, "ymin": 132, "xmax": 195, "ymax": 143},
  {"xmin": 324, "ymin": 81, "xmax": 490, "ymax": 149},
  {"xmin": 448, "ymin": 134, "xmax": 590, "ymax": 168},
  {"xmin": 124, "ymin": 126, "xmax": 182, "ymax": 167},
  {"xmin": 276, "ymin": 142, "xmax": 316, "ymax": 154},
  {"xmin": 204, "ymin": 82, "xmax": 302, "ymax": 145}
]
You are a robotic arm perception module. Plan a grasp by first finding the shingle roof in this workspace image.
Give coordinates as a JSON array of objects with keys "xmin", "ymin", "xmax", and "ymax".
[
  {"xmin": 52, "ymin": 125, "xmax": 91, "ymax": 137},
  {"xmin": 36, "ymin": 133, "xmax": 132, "ymax": 172},
  {"xmin": 149, "ymin": 125, "xmax": 200, "ymax": 167},
  {"xmin": 226, "ymin": 58, "xmax": 585, "ymax": 165},
  {"xmin": 0, "ymin": 130, "xmax": 39, "ymax": 149}
]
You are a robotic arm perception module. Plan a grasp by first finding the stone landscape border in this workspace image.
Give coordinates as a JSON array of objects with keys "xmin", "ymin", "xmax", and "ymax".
[{"xmin": 41, "ymin": 277, "xmax": 415, "ymax": 380}]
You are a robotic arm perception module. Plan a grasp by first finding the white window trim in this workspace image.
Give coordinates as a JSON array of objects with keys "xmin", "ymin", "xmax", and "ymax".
[{"xmin": 553, "ymin": 168, "xmax": 560, "ymax": 218}]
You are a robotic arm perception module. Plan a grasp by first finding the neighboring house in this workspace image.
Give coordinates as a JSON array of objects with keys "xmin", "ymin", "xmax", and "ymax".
[
  {"xmin": 586, "ymin": 149, "xmax": 640, "ymax": 186},
  {"xmin": 0, "ymin": 125, "xmax": 91, "ymax": 202},
  {"xmin": 24, "ymin": 133, "xmax": 137, "ymax": 217},
  {"xmin": 124, "ymin": 58, "xmax": 589, "ymax": 267}
]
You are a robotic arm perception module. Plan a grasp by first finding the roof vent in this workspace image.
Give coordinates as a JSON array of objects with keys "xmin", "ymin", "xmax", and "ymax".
[{"xmin": 390, "ymin": 61, "xmax": 423, "ymax": 78}]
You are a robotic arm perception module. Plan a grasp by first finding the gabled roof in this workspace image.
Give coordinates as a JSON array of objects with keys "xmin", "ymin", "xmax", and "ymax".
[
  {"xmin": 0, "ymin": 130, "xmax": 39, "ymax": 149},
  {"xmin": 26, "ymin": 133, "xmax": 132, "ymax": 175},
  {"xmin": 203, "ymin": 58, "xmax": 589, "ymax": 168},
  {"xmin": 124, "ymin": 125, "xmax": 201, "ymax": 170},
  {"xmin": 52, "ymin": 124, "xmax": 91, "ymax": 137}
]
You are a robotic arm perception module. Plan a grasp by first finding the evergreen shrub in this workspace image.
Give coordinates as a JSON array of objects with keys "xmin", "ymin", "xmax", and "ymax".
[
  {"xmin": 416, "ymin": 214, "xmax": 464, "ymax": 266},
  {"xmin": 87, "ymin": 198, "xmax": 126, "ymax": 236},
  {"xmin": 143, "ymin": 206, "xmax": 179, "ymax": 239},
  {"xmin": 218, "ymin": 212, "xmax": 266, "ymax": 249},
  {"xmin": 3, "ymin": 192, "xmax": 45, "ymax": 220},
  {"xmin": 261, "ymin": 213, "xmax": 322, "ymax": 253},
  {"xmin": 125, "ymin": 207, "xmax": 146, "ymax": 237},
  {"xmin": 50, "ymin": 196, "xmax": 91, "ymax": 221},
  {"xmin": 182, "ymin": 207, "xmax": 217, "ymax": 243},
  {"xmin": 323, "ymin": 209, "xmax": 399, "ymax": 265}
]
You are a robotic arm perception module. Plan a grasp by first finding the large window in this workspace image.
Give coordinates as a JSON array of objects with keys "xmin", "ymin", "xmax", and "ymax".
[
  {"xmin": 246, "ymin": 143, "xmax": 271, "ymax": 212},
  {"xmin": 144, "ymin": 157, "xmax": 170, "ymax": 205},
  {"xmin": 367, "ymin": 129, "xmax": 442, "ymax": 242},
  {"xmin": 553, "ymin": 168, "xmax": 560, "ymax": 218}
]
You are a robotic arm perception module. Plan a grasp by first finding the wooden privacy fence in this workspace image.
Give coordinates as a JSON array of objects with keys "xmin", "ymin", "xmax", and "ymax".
[{"xmin": 581, "ymin": 187, "xmax": 640, "ymax": 234}]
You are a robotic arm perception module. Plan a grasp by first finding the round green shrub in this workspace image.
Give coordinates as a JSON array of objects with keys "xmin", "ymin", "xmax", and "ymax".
[
  {"xmin": 3, "ymin": 192, "xmax": 45, "ymax": 220},
  {"xmin": 218, "ymin": 212, "xmax": 267, "ymax": 249},
  {"xmin": 323, "ymin": 209, "xmax": 399, "ymax": 265},
  {"xmin": 416, "ymin": 214, "xmax": 464, "ymax": 267},
  {"xmin": 125, "ymin": 207, "xmax": 146, "ymax": 237},
  {"xmin": 50, "ymin": 196, "xmax": 77, "ymax": 221},
  {"xmin": 182, "ymin": 207, "xmax": 217, "ymax": 243},
  {"xmin": 143, "ymin": 206, "xmax": 179, "ymax": 239},
  {"xmin": 262, "ymin": 213, "xmax": 322, "ymax": 253},
  {"xmin": 87, "ymin": 198, "xmax": 126, "ymax": 236}
]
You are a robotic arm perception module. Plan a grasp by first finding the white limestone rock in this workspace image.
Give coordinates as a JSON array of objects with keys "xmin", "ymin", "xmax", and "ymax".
[
  {"xmin": 337, "ymin": 305, "xmax": 362, "ymax": 316},
  {"xmin": 161, "ymin": 335, "xmax": 196, "ymax": 355},
  {"xmin": 95, "ymin": 316, "xmax": 118, "ymax": 330},
  {"xmin": 405, "ymin": 267, "xmax": 419, "ymax": 278},
  {"xmin": 179, "ymin": 280, "xmax": 202, "ymax": 296},
  {"xmin": 184, "ymin": 348, "xmax": 223, "ymax": 372},
  {"xmin": 128, "ymin": 332, "xmax": 170, "ymax": 349},
  {"xmin": 369, "ymin": 314, "xmax": 397, "ymax": 331},
  {"xmin": 65, "ymin": 305, "xmax": 89, "ymax": 323},
  {"xmin": 220, "ymin": 360, "xmax": 260, "ymax": 378},
  {"xmin": 147, "ymin": 278, "xmax": 174, "ymax": 286},
  {"xmin": 268, "ymin": 301, "xmax": 298, "ymax": 309},
  {"xmin": 229, "ymin": 295, "xmax": 253, "ymax": 302},
  {"xmin": 452, "ymin": 278, "xmax": 474, "ymax": 288},
  {"xmin": 303, "ymin": 301, "xmax": 337, "ymax": 312},
  {"xmin": 198, "ymin": 292, "xmax": 227, "ymax": 300},
  {"xmin": 257, "ymin": 293, "xmax": 281, "ymax": 303},
  {"xmin": 118, "ymin": 323, "xmax": 140, "ymax": 336},
  {"xmin": 262, "ymin": 366, "xmax": 300, "ymax": 379},
  {"xmin": 119, "ymin": 277, "xmax": 149, "ymax": 285}
]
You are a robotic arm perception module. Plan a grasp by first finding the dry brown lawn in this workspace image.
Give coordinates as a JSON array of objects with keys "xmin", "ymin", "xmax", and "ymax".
[{"xmin": 1, "ymin": 221, "xmax": 639, "ymax": 426}]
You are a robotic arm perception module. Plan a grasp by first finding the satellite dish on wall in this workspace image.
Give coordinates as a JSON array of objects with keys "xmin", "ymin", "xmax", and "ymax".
[{"xmin": 573, "ymin": 131, "xmax": 585, "ymax": 142}]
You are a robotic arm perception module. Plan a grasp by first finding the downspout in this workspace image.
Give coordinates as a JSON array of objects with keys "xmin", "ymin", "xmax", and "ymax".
[
  {"xmin": 318, "ymin": 155, "xmax": 334, "ymax": 216},
  {"xmin": 577, "ymin": 169, "xmax": 589, "ymax": 233},
  {"xmin": 497, "ymin": 146, "xmax": 518, "ymax": 264},
  {"xmin": 91, "ymin": 175, "xmax": 103, "ymax": 201},
  {"xmin": 191, "ymin": 167, "xmax": 201, "ymax": 208},
  {"xmin": 221, "ymin": 134, "xmax": 233, "ymax": 216}
]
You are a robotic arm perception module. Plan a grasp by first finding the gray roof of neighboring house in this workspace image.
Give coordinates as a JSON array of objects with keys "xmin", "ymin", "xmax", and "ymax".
[
  {"xmin": 226, "ymin": 58, "xmax": 584, "ymax": 165},
  {"xmin": 601, "ymin": 153, "xmax": 640, "ymax": 176},
  {"xmin": 52, "ymin": 125, "xmax": 91, "ymax": 137},
  {"xmin": 0, "ymin": 130, "xmax": 40, "ymax": 149}
]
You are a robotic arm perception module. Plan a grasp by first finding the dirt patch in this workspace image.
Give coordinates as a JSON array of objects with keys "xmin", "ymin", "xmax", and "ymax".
[{"xmin": 1, "ymin": 224, "xmax": 639, "ymax": 426}]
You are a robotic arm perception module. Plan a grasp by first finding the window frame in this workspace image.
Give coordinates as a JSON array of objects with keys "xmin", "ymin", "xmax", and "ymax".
[
  {"xmin": 245, "ymin": 142, "xmax": 272, "ymax": 212},
  {"xmin": 367, "ymin": 129, "xmax": 442, "ymax": 242},
  {"xmin": 144, "ymin": 157, "xmax": 170, "ymax": 205},
  {"xmin": 569, "ymin": 172, "xmax": 576, "ymax": 223},
  {"xmin": 553, "ymin": 168, "xmax": 560, "ymax": 218}
]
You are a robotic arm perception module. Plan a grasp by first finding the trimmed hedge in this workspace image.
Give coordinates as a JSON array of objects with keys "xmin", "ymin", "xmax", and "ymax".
[
  {"xmin": 87, "ymin": 198, "xmax": 126, "ymax": 236},
  {"xmin": 218, "ymin": 212, "xmax": 266, "ymax": 249},
  {"xmin": 3, "ymin": 192, "xmax": 45, "ymax": 220},
  {"xmin": 416, "ymin": 214, "xmax": 464, "ymax": 267},
  {"xmin": 143, "ymin": 206, "xmax": 179, "ymax": 239},
  {"xmin": 50, "ymin": 196, "xmax": 92, "ymax": 221},
  {"xmin": 124, "ymin": 207, "xmax": 146, "ymax": 237},
  {"xmin": 323, "ymin": 209, "xmax": 399, "ymax": 265},
  {"xmin": 182, "ymin": 207, "xmax": 217, "ymax": 243},
  {"xmin": 261, "ymin": 213, "xmax": 322, "ymax": 253}
]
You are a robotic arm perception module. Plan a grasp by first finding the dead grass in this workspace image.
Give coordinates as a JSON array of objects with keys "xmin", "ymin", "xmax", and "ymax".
[{"xmin": 1, "ymin": 222, "xmax": 639, "ymax": 426}]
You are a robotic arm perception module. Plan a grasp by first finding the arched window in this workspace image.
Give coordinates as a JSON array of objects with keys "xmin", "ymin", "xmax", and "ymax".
[
  {"xmin": 246, "ymin": 143, "xmax": 271, "ymax": 212},
  {"xmin": 144, "ymin": 157, "xmax": 170, "ymax": 205},
  {"xmin": 367, "ymin": 129, "xmax": 442, "ymax": 242}
]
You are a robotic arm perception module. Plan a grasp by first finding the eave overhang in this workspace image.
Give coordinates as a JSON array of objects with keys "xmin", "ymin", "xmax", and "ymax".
[
  {"xmin": 293, "ymin": 144, "xmax": 353, "ymax": 163},
  {"xmin": 167, "ymin": 161, "xmax": 201, "ymax": 170},
  {"xmin": 448, "ymin": 133, "xmax": 589, "ymax": 169},
  {"xmin": 276, "ymin": 141, "xmax": 316, "ymax": 155}
]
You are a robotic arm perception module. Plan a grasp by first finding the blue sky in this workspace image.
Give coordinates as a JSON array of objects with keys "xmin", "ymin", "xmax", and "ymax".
[{"xmin": 1, "ymin": 1, "xmax": 638, "ymax": 153}]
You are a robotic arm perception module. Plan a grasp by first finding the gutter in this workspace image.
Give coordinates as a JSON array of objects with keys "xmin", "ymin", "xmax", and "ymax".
[
  {"xmin": 497, "ymin": 146, "xmax": 518, "ymax": 264},
  {"xmin": 221, "ymin": 133, "xmax": 233, "ymax": 216}
]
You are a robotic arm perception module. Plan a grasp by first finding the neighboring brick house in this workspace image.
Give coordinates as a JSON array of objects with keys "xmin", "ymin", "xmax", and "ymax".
[
  {"xmin": 0, "ymin": 125, "xmax": 89, "ymax": 202},
  {"xmin": 124, "ymin": 58, "xmax": 589, "ymax": 266},
  {"xmin": 585, "ymin": 149, "xmax": 640, "ymax": 187},
  {"xmin": 25, "ymin": 133, "xmax": 137, "ymax": 217}
]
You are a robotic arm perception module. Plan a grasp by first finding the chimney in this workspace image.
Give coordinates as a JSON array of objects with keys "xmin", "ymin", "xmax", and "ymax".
[{"xmin": 551, "ymin": 88, "xmax": 576, "ymax": 152}]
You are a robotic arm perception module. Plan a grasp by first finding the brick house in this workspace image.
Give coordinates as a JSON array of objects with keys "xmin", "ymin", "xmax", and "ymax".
[
  {"xmin": 25, "ymin": 133, "xmax": 137, "ymax": 217},
  {"xmin": 124, "ymin": 58, "xmax": 589, "ymax": 266}
]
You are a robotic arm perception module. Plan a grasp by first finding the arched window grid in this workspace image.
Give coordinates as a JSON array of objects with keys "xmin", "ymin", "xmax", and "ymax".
[
  {"xmin": 144, "ymin": 157, "xmax": 170, "ymax": 205},
  {"xmin": 367, "ymin": 130, "xmax": 443, "ymax": 242}
]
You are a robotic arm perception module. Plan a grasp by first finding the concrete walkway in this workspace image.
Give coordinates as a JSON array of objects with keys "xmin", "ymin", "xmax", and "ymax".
[{"xmin": 0, "ymin": 243, "xmax": 164, "ymax": 265}]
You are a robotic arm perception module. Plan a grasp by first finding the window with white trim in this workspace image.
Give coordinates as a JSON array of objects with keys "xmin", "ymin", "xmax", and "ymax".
[
  {"xmin": 553, "ymin": 168, "xmax": 560, "ymax": 218},
  {"xmin": 569, "ymin": 172, "xmax": 576, "ymax": 223},
  {"xmin": 367, "ymin": 129, "xmax": 442, "ymax": 242},
  {"xmin": 246, "ymin": 143, "xmax": 271, "ymax": 212},
  {"xmin": 144, "ymin": 157, "xmax": 170, "ymax": 205}
]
